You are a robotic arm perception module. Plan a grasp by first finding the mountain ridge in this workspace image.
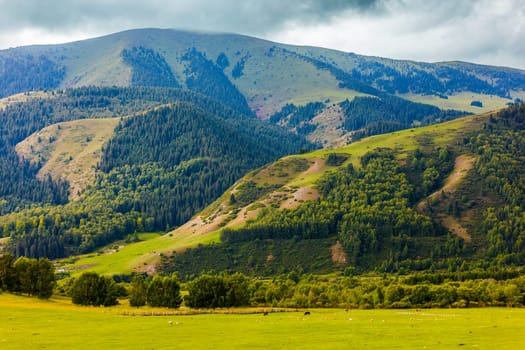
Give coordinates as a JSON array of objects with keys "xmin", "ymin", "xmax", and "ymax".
[{"xmin": 1, "ymin": 28, "xmax": 523, "ymax": 146}]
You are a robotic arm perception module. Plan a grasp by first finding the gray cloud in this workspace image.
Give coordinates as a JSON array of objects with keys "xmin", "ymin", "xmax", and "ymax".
[
  {"xmin": 0, "ymin": 0, "xmax": 379, "ymax": 35},
  {"xmin": 0, "ymin": 0, "xmax": 523, "ymax": 69}
]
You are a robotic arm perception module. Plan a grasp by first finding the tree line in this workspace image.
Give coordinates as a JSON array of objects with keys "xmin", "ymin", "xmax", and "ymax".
[
  {"xmin": 0, "ymin": 253, "xmax": 55, "ymax": 299},
  {"xmin": 3, "ymin": 252, "xmax": 524, "ymax": 309},
  {"xmin": 70, "ymin": 270, "xmax": 525, "ymax": 309}
]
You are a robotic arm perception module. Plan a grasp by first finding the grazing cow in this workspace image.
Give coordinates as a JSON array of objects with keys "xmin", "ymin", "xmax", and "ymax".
[
  {"xmin": 168, "ymin": 320, "xmax": 173, "ymax": 326},
  {"xmin": 263, "ymin": 312, "xmax": 269, "ymax": 316},
  {"xmin": 304, "ymin": 311, "xmax": 311, "ymax": 316}
]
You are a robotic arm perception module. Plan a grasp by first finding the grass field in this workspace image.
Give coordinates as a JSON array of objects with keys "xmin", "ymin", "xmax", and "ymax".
[
  {"xmin": 59, "ymin": 230, "xmax": 220, "ymax": 276},
  {"xmin": 400, "ymin": 92, "xmax": 512, "ymax": 114},
  {"xmin": 0, "ymin": 294, "xmax": 523, "ymax": 349}
]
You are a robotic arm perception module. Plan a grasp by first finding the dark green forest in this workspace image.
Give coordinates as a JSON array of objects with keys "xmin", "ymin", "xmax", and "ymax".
[
  {"xmin": 0, "ymin": 86, "xmax": 257, "ymax": 213},
  {"xmin": 0, "ymin": 54, "xmax": 65, "ymax": 98},
  {"xmin": 350, "ymin": 59, "xmax": 513, "ymax": 97},
  {"xmin": 122, "ymin": 47, "xmax": 180, "ymax": 87},
  {"xmin": 269, "ymin": 102, "xmax": 324, "ymax": 136},
  {"xmin": 340, "ymin": 95, "xmax": 465, "ymax": 140},
  {"xmin": 0, "ymin": 87, "xmax": 311, "ymax": 258},
  {"xmin": 182, "ymin": 48, "xmax": 254, "ymax": 116}
]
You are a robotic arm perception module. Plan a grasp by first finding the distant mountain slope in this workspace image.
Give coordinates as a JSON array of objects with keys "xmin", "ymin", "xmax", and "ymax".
[{"xmin": 1, "ymin": 28, "xmax": 524, "ymax": 145}]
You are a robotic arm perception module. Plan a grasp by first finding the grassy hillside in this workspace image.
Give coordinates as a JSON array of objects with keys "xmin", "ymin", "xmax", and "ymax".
[
  {"xmin": 160, "ymin": 106, "xmax": 525, "ymax": 277},
  {"xmin": 16, "ymin": 118, "xmax": 120, "ymax": 200},
  {"xmin": 400, "ymin": 92, "xmax": 514, "ymax": 114},
  {"xmin": 1, "ymin": 28, "xmax": 523, "ymax": 145},
  {"xmin": 61, "ymin": 111, "xmax": 487, "ymax": 275}
]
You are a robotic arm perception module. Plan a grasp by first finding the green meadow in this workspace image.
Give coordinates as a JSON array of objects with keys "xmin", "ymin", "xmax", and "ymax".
[
  {"xmin": 0, "ymin": 294, "xmax": 523, "ymax": 349},
  {"xmin": 58, "ymin": 232, "xmax": 220, "ymax": 276}
]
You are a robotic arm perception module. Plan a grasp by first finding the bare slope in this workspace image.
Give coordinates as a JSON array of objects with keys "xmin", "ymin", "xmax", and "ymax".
[
  {"xmin": 16, "ymin": 118, "xmax": 120, "ymax": 200},
  {"xmin": 417, "ymin": 155, "xmax": 476, "ymax": 242}
]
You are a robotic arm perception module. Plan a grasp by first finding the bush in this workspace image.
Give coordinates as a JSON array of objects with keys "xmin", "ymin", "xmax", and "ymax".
[
  {"xmin": 470, "ymin": 100, "xmax": 483, "ymax": 107},
  {"xmin": 70, "ymin": 272, "xmax": 118, "ymax": 306},
  {"xmin": 185, "ymin": 273, "xmax": 250, "ymax": 308},
  {"xmin": 146, "ymin": 275, "xmax": 182, "ymax": 308}
]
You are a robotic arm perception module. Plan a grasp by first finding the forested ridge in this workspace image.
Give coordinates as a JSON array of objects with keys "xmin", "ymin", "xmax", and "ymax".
[
  {"xmin": 163, "ymin": 103, "xmax": 525, "ymax": 276},
  {"xmin": 122, "ymin": 47, "xmax": 180, "ymax": 88},
  {"xmin": 0, "ymin": 54, "xmax": 65, "ymax": 98},
  {"xmin": 0, "ymin": 86, "xmax": 235, "ymax": 213},
  {"xmin": 0, "ymin": 87, "xmax": 311, "ymax": 258}
]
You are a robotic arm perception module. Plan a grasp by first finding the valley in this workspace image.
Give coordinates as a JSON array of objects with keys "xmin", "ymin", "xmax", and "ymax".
[{"xmin": 0, "ymin": 29, "xmax": 525, "ymax": 335}]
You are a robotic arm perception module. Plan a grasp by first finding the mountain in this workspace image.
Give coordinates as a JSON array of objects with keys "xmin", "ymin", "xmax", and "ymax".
[
  {"xmin": 0, "ymin": 87, "xmax": 310, "ymax": 257},
  {"xmin": 1, "ymin": 28, "xmax": 524, "ymax": 146},
  {"xmin": 155, "ymin": 103, "xmax": 525, "ymax": 278},
  {"xmin": 1, "ymin": 29, "xmax": 525, "ymax": 273}
]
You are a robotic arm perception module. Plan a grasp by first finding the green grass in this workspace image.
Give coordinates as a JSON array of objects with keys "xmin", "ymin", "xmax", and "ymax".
[
  {"xmin": 58, "ymin": 230, "xmax": 220, "ymax": 276},
  {"xmin": 1, "ymin": 294, "xmax": 524, "ymax": 349},
  {"xmin": 400, "ymin": 92, "xmax": 511, "ymax": 114},
  {"xmin": 289, "ymin": 113, "xmax": 484, "ymax": 187}
]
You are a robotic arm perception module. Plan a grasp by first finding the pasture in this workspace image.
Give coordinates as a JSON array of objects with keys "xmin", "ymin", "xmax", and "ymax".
[
  {"xmin": 58, "ymin": 231, "xmax": 220, "ymax": 276},
  {"xmin": 0, "ymin": 294, "xmax": 523, "ymax": 349}
]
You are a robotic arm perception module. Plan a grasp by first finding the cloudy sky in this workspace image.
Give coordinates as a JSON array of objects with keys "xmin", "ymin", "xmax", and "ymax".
[{"xmin": 0, "ymin": 0, "xmax": 523, "ymax": 69}]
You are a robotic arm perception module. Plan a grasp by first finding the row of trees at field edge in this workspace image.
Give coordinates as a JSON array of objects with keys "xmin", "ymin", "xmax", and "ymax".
[
  {"xmin": 0, "ymin": 253, "xmax": 55, "ymax": 298},
  {"xmin": 68, "ymin": 270, "xmax": 525, "ymax": 309},
  {"xmin": 3, "ymin": 255, "xmax": 524, "ymax": 309}
]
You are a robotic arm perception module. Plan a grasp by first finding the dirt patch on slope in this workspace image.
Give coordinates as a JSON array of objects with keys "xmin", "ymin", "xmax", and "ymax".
[
  {"xmin": 441, "ymin": 216, "xmax": 472, "ymax": 242},
  {"xmin": 417, "ymin": 155, "xmax": 476, "ymax": 241},
  {"xmin": 280, "ymin": 187, "xmax": 320, "ymax": 209},
  {"xmin": 330, "ymin": 241, "xmax": 347, "ymax": 266},
  {"xmin": 418, "ymin": 155, "xmax": 476, "ymax": 211},
  {"xmin": 303, "ymin": 158, "xmax": 324, "ymax": 176}
]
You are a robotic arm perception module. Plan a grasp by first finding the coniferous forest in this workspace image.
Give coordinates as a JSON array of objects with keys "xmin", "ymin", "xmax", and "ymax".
[{"xmin": 0, "ymin": 87, "xmax": 311, "ymax": 258}]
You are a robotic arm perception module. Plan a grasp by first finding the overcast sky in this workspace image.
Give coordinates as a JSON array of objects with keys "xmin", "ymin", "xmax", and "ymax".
[{"xmin": 0, "ymin": 0, "xmax": 523, "ymax": 69}]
